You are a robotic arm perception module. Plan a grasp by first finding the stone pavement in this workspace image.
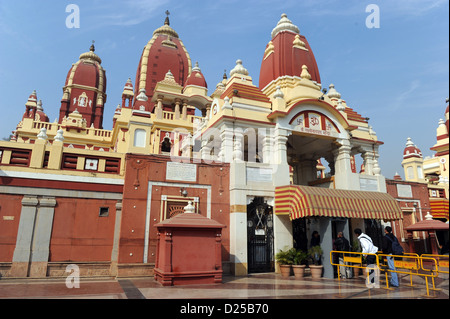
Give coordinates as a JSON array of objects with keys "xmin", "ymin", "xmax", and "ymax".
[{"xmin": 0, "ymin": 272, "xmax": 447, "ymax": 300}]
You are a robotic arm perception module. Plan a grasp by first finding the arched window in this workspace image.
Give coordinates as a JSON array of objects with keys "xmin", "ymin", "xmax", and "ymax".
[
  {"xmin": 134, "ymin": 129, "xmax": 146, "ymax": 148},
  {"xmin": 406, "ymin": 166, "xmax": 414, "ymax": 180},
  {"xmin": 161, "ymin": 133, "xmax": 172, "ymax": 153},
  {"xmin": 417, "ymin": 166, "xmax": 423, "ymax": 179}
]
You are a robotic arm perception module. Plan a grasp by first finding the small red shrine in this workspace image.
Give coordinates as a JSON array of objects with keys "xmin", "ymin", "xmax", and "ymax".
[{"xmin": 154, "ymin": 202, "xmax": 225, "ymax": 286}]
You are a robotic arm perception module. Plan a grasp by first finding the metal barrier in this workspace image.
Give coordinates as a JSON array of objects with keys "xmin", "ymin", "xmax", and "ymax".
[
  {"xmin": 330, "ymin": 250, "xmax": 439, "ymax": 297},
  {"xmin": 421, "ymin": 254, "xmax": 449, "ymax": 274},
  {"xmin": 420, "ymin": 254, "xmax": 449, "ymax": 292},
  {"xmin": 330, "ymin": 250, "xmax": 381, "ymax": 287}
]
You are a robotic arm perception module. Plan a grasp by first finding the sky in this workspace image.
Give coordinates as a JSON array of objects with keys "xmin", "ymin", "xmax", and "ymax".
[{"xmin": 0, "ymin": 0, "xmax": 448, "ymax": 180}]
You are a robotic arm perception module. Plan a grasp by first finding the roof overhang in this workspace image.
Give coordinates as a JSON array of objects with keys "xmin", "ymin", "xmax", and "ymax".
[{"xmin": 275, "ymin": 185, "xmax": 403, "ymax": 221}]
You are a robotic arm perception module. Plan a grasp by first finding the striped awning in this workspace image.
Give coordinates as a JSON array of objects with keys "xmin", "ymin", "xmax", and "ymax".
[
  {"xmin": 275, "ymin": 185, "xmax": 403, "ymax": 221},
  {"xmin": 429, "ymin": 198, "xmax": 449, "ymax": 220}
]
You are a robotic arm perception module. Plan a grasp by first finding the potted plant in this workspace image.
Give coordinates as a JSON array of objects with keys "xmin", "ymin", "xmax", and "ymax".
[
  {"xmin": 308, "ymin": 246, "xmax": 324, "ymax": 279},
  {"xmin": 275, "ymin": 247, "xmax": 294, "ymax": 277},
  {"xmin": 291, "ymin": 249, "xmax": 308, "ymax": 279}
]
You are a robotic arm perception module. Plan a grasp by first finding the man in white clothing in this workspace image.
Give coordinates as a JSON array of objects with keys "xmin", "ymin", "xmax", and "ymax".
[{"xmin": 354, "ymin": 228, "xmax": 379, "ymax": 287}]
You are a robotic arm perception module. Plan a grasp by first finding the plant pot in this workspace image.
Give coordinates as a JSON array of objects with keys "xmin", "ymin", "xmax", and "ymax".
[
  {"xmin": 292, "ymin": 265, "xmax": 306, "ymax": 279},
  {"xmin": 309, "ymin": 265, "xmax": 323, "ymax": 279},
  {"xmin": 279, "ymin": 265, "xmax": 291, "ymax": 278}
]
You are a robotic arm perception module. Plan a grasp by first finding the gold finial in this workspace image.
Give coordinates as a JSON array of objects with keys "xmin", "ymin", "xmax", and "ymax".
[
  {"xmin": 165, "ymin": 10, "xmax": 170, "ymax": 25},
  {"xmin": 90, "ymin": 40, "xmax": 95, "ymax": 52}
]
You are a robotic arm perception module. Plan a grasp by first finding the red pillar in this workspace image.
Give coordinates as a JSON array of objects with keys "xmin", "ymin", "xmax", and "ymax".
[
  {"xmin": 428, "ymin": 231, "xmax": 439, "ymax": 255},
  {"xmin": 407, "ymin": 231, "xmax": 415, "ymax": 254}
]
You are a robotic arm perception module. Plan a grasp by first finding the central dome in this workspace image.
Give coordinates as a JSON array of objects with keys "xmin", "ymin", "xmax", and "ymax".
[
  {"xmin": 134, "ymin": 15, "xmax": 192, "ymax": 107},
  {"xmin": 259, "ymin": 14, "xmax": 321, "ymax": 90}
]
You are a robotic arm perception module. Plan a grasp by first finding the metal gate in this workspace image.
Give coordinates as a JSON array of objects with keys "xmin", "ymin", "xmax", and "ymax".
[{"xmin": 247, "ymin": 197, "xmax": 274, "ymax": 273}]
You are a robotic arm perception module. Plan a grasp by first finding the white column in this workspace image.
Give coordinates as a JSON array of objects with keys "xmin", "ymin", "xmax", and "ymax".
[
  {"xmin": 272, "ymin": 126, "xmax": 290, "ymax": 186},
  {"xmin": 271, "ymin": 126, "xmax": 292, "ymax": 272},
  {"xmin": 220, "ymin": 127, "xmax": 234, "ymax": 163},
  {"xmin": 232, "ymin": 130, "xmax": 244, "ymax": 162},
  {"xmin": 333, "ymin": 139, "xmax": 359, "ymax": 190},
  {"xmin": 260, "ymin": 130, "xmax": 273, "ymax": 164},
  {"xmin": 229, "ymin": 163, "xmax": 248, "ymax": 275},
  {"xmin": 362, "ymin": 150, "xmax": 374, "ymax": 176}
]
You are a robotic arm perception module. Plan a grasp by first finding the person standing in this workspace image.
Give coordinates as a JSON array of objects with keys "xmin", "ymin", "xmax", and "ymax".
[
  {"xmin": 334, "ymin": 232, "xmax": 350, "ymax": 279},
  {"xmin": 382, "ymin": 226, "xmax": 401, "ymax": 287},
  {"xmin": 310, "ymin": 231, "xmax": 321, "ymax": 247},
  {"xmin": 354, "ymin": 228, "xmax": 378, "ymax": 286}
]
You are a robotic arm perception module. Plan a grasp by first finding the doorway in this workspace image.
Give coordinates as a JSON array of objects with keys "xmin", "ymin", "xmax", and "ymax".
[
  {"xmin": 247, "ymin": 197, "xmax": 274, "ymax": 273},
  {"xmin": 292, "ymin": 218, "xmax": 308, "ymax": 252}
]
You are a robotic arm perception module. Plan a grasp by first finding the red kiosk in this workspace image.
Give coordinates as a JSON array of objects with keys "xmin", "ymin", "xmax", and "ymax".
[
  {"xmin": 154, "ymin": 202, "xmax": 225, "ymax": 286},
  {"xmin": 405, "ymin": 212, "xmax": 449, "ymax": 255}
]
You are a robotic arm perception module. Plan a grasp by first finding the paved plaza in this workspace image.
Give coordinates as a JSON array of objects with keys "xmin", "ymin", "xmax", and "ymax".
[{"xmin": 0, "ymin": 272, "xmax": 447, "ymax": 300}]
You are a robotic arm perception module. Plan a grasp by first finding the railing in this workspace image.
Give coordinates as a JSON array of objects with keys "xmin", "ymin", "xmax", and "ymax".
[
  {"xmin": 92, "ymin": 128, "xmax": 111, "ymax": 138},
  {"xmin": 33, "ymin": 122, "xmax": 55, "ymax": 130},
  {"xmin": 163, "ymin": 111, "xmax": 174, "ymax": 120},
  {"xmin": 330, "ymin": 250, "xmax": 440, "ymax": 297}
]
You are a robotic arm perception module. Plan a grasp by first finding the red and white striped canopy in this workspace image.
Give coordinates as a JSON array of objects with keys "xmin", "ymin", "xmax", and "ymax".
[{"xmin": 275, "ymin": 185, "xmax": 403, "ymax": 221}]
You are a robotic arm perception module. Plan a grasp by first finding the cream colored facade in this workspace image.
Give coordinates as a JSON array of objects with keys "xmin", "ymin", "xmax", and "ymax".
[{"xmin": 402, "ymin": 107, "xmax": 449, "ymax": 200}]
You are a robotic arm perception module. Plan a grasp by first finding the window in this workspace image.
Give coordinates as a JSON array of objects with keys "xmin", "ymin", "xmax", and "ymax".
[
  {"xmin": 104, "ymin": 158, "xmax": 120, "ymax": 174},
  {"xmin": 99, "ymin": 207, "xmax": 109, "ymax": 217},
  {"xmin": 161, "ymin": 138, "xmax": 171, "ymax": 152},
  {"xmin": 62, "ymin": 154, "xmax": 78, "ymax": 170},
  {"xmin": 134, "ymin": 129, "xmax": 146, "ymax": 148},
  {"xmin": 406, "ymin": 166, "xmax": 414, "ymax": 179},
  {"xmin": 9, "ymin": 149, "xmax": 32, "ymax": 166},
  {"xmin": 161, "ymin": 133, "xmax": 172, "ymax": 153},
  {"xmin": 417, "ymin": 166, "xmax": 423, "ymax": 179}
]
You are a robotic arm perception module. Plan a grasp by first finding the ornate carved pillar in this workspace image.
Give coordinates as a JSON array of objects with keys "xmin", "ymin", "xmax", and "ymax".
[
  {"xmin": 156, "ymin": 95, "xmax": 163, "ymax": 119},
  {"xmin": 362, "ymin": 151, "xmax": 374, "ymax": 175},
  {"xmin": 232, "ymin": 131, "xmax": 244, "ymax": 162},
  {"xmin": 220, "ymin": 127, "xmax": 234, "ymax": 163},
  {"xmin": 182, "ymin": 100, "xmax": 188, "ymax": 120},
  {"xmin": 333, "ymin": 139, "xmax": 352, "ymax": 175},
  {"xmin": 174, "ymin": 99, "xmax": 181, "ymax": 120},
  {"xmin": 274, "ymin": 126, "xmax": 289, "ymax": 165},
  {"xmin": 205, "ymin": 103, "xmax": 211, "ymax": 119}
]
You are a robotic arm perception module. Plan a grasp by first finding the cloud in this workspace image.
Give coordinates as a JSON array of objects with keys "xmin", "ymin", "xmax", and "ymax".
[{"xmin": 391, "ymin": 80, "xmax": 421, "ymax": 110}]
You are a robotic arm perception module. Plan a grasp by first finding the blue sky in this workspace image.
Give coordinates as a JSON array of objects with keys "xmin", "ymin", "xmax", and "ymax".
[{"xmin": 0, "ymin": 0, "xmax": 448, "ymax": 179}]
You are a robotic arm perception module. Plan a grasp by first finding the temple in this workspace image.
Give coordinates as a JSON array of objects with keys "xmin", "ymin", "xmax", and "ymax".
[{"xmin": 1, "ymin": 13, "xmax": 415, "ymax": 279}]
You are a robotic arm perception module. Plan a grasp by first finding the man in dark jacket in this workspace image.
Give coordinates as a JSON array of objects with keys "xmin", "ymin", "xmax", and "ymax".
[
  {"xmin": 334, "ymin": 232, "xmax": 350, "ymax": 278},
  {"xmin": 382, "ymin": 226, "xmax": 399, "ymax": 287}
]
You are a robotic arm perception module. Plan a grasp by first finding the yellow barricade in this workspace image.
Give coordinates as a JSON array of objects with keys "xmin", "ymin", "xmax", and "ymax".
[
  {"xmin": 421, "ymin": 254, "xmax": 449, "ymax": 274},
  {"xmin": 330, "ymin": 251, "xmax": 439, "ymax": 297},
  {"xmin": 420, "ymin": 254, "xmax": 449, "ymax": 292},
  {"xmin": 394, "ymin": 260, "xmax": 418, "ymax": 270}
]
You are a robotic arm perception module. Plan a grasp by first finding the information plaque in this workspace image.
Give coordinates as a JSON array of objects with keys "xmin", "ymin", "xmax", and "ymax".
[{"xmin": 166, "ymin": 161, "xmax": 197, "ymax": 182}]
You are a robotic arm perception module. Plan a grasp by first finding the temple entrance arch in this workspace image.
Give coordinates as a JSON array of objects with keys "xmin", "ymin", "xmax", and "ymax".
[
  {"xmin": 287, "ymin": 131, "xmax": 337, "ymax": 186},
  {"xmin": 274, "ymin": 103, "xmax": 352, "ymax": 188}
]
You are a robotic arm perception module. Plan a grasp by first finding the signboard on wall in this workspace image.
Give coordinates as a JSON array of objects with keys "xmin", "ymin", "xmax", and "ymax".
[
  {"xmin": 359, "ymin": 177, "xmax": 378, "ymax": 191},
  {"xmin": 166, "ymin": 162, "xmax": 197, "ymax": 182},
  {"xmin": 246, "ymin": 167, "xmax": 273, "ymax": 183},
  {"xmin": 396, "ymin": 184, "xmax": 413, "ymax": 198}
]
